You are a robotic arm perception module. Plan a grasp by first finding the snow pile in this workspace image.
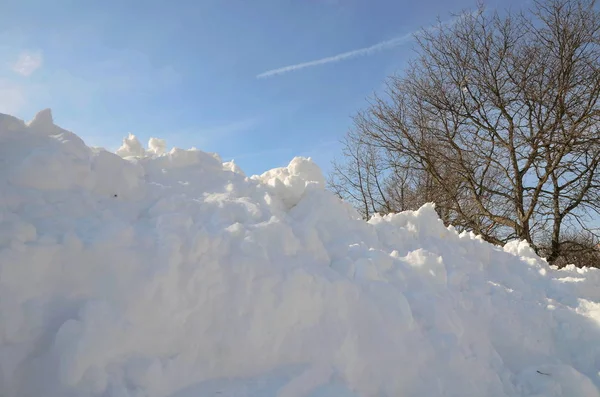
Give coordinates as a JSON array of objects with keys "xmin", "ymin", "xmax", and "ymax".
[{"xmin": 1, "ymin": 110, "xmax": 600, "ymax": 397}]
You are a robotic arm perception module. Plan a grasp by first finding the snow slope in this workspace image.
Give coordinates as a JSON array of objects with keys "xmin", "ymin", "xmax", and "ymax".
[{"xmin": 1, "ymin": 109, "xmax": 600, "ymax": 397}]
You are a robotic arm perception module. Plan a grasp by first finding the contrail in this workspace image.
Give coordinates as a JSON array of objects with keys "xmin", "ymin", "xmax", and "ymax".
[
  {"xmin": 256, "ymin": 32, "xmax": 413, "ymax": 79},
  {"xmin": 256, "ymin": 11, "xmax": 475, "ymax": 79}
]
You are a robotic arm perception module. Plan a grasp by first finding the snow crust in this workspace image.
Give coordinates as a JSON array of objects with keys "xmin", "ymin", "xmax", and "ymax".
[{"xmin": 1, "ymin": 109, "xmax": 600, "ymax": 397}]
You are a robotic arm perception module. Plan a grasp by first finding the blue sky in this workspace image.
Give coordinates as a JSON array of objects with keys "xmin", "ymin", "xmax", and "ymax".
[{"xmin": 0, "ymin": 0, "xmax": 524, "ymax": 176}]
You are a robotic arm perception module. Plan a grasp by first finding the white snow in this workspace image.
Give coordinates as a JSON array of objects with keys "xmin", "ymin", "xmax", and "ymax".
[
  {"xmin": 116, "ymin": 133, "xmax": 146, "ymax": 158},
  {"xmin": 1, "ymin": 109, "xmax": 600, "ymax": 397}
]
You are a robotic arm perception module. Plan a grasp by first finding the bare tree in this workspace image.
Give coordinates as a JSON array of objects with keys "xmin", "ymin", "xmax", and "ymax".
[
  {"xmin": 540, "ymin": 230, "xmax": 600, "ymax": 268},
  {"xmin": 328, "ymin": 131, "xmax": 401, "ymax": 219},
  {"xmin": 330, "ymin": 0, "xmax": 600, "ymax": 266}
]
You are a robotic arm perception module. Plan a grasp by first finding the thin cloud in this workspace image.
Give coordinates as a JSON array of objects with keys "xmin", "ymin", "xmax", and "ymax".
[
  {"xmin": 168, "ymin": 117, "xmax": 260, "ymax": 148},
  {"xmin": 227, "ymin": 146, "xmax": 293, "ymax": 161},
  {"xmin": 0, "ymin": 80, "xmax": 27, "ymax": 114},
  {"xmin": 257, "ymin": 32, "xmax": 413, "ymax": 79},
  {"xmin": 257, "ymin": 12, "xmax": 473, "ymax": 79},
  {"xmin": 197, "ymin": 117, "xmax": 259, "ymax": 137},
  {"xmin": 12, "ymin": 50, "xmax": 43, "ymax": 76}
]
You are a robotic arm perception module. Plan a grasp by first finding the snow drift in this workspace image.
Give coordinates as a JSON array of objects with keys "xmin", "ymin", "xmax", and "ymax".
[{"xmin": 1, "ymin": 110, "xmax": 600, "ymax": 397}]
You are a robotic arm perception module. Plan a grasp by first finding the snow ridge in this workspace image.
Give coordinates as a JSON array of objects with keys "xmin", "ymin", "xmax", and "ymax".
[{"xmin": 0, "ymin": 110, "xmax": 599, "ymax": 397}]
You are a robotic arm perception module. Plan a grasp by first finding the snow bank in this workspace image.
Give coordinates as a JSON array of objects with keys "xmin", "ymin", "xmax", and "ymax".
[{"xmin": 1, "ymin": 109, "xmax": 600, "ymax": 397}]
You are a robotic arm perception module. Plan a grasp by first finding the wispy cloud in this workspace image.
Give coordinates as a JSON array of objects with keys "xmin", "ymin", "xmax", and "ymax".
[
  {"xmin": 257, "ymin": 32, "xmax": 413, "ymax": 79},
  {"xmin": 167, "ymin": 117, "xmax": 260, "ymax": 148},
  {"xmin": 227, "ymin": 146, "xmax": 292, "ymax": 161},
  {"xmin": 0, "ymin": 80, "xmax": 27, "ymax": 114},
  {"xmin": 12, "ymin": 50, "xmax": 43, "ymax": 76},
  {"xmin": 197, "ymin": 117, "xmax": 260, "ymax": 138}
]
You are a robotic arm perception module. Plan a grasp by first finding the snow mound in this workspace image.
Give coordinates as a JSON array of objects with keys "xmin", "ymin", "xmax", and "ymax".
[
  {"xmin": 1, "ymin": 110, "xmax": 600, "ymax": 397},
  {"xmin": 253, "ymin": 156, "xmax": 326, "ymax": 209}
]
